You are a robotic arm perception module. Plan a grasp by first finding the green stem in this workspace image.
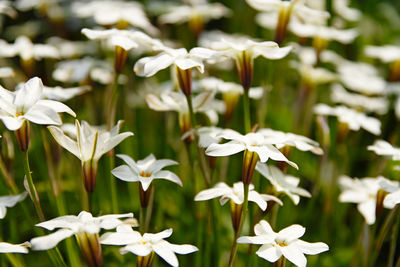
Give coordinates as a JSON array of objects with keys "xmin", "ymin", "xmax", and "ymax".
[
  {"xmin": 5, "ymin": 253, "xmax": 25, "ymax": 267},
  {"xmin": 211, "ymin": 199, "xmax": 220, "ymax": 267},
  {"xmin": 144, "ymin": 188, "xmax": 155, "ymax": 233},
  {"xmin": 388, "ymin": 210, "xmax": 400, "ymax": 267},
  {"xmin": 0, "ymin": 155, "xmax": 17, "ymax": 194},
  {"xmin": 108, "ymin": 155, "xmax": 118, "ymax": 213},
  {"xmin": 22, "ymin": 151, "xmax": 45, "ymax": 221},
  {"xmin": 228, "ymin": 183, "xmax": 250, "ymax": 267},
  {"xmin": 243, "ymin": 89, "xmax": 251, "ymax": 133},
  {"xmin": 139, "ymin": 205, "xmax": 146, "ymax": 234}
]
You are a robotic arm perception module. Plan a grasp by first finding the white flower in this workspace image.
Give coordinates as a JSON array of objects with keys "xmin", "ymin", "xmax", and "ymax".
[
  {"xmin": 13, "ymin": 36, "xmax": 59, "ymax": 60},
  {"xmin": 200, "ymin": 32, "xmax": 292, "ymax": 62},
  {"xmin": 112, "ymin": 154, "xmax": 181, "ymax": 191},
  {"xmin": 0, "ymin": 192, "xmax": 28, "ymax": 219},
  {"xmin": 100, "ymin": 225, "xmax": 198, "ymax": 267},
  {"xmin": 368, "ymin": 140, "xmax": 400, "ymax": 160},
  {"xmin": 52, "ymin": 57, "xmax": 113, "ymax": 84},
  {"xmin": 72, "ymin": 0, "xmax": 158, "ymax": 35},
  {"xmin": 185, "ymin": 126, "xmax": 225, "ymax": 148},
  {"xmin": 247, "ymin": 0, "xmax": 329, "ymax": 25},
  {"xmin": 159, "ymin": 1, "xmax": 231, "ymax": 25},
  {"xmin": 205, "ymin": 129, "xmax": 298, "ymax": 168},
  {"xmin": 290, "ymin": 23, "xmax": 358, "ymax": 44},
  {"xmin": 199, "ymin": 77, "xmax": 263, "ymax": 99},
  {"xmin": 257, "ymin": 128, "xmax": 323, "ymax": 155},
  {"xmin": 195, "ymin": 182, "xmax": 282, "ymax": 211},
  {"xmin": 48, "ymin": 120, "xmax": 133, "ymax": 164},
  {"xmin": 237, "ymin": 220, "xmax": 329, "ymax": 267},
  {"xmin": 379, "ymin": 178, "xmax": 400, "ymax": 208},
  {"xmin": 134, "ymin": 46, "xmax": 217, "ymax": 77},
  {"xmin": 330, "ymin": 83, "xmax": 388, "ymax": 115},
  {"xmin": 42, "ymin": 85, "xmax": 91, "ymax": 102},
  {"xmin": 48, "ymin": 120, "xmax": 133, "ymax": 192},
  {"xmin": 81, "ymin": 28, "xmax": 163, "ymax": 52},
  {"xmin": 0, "ymin": 242, "xmax": 30, "ymax": 254},
  {"xmin": 339, "ymin": 176, "xmax": 393, "ymax": 224},
  {"xmin": 146, "ymin": 90, "xmax": 222, "ymax": 125},
  {"xmin": 0, "ymin": 77, "xmax": 76, "ymax": 131},
  {"xmin": 30, "ymin": 211, "xmax": 133, "ymax": 250},
  {"xmin": 46, "ymin": 37, "xmax": 98, "ymax": 59},
  {"xmin": 333, "ymin": 0, "xmax": 361, "ymax": 21},
  {"xmin": 364, "ymin": 45, "xmax": 400, "ymax": 63},
  {"xmin": 256, "ymin": 164, "xmax": 311, "ymax": 205},
  {"xmin": 313, "ymin": 104, "xmax": 381, "ymax": 135},
  {"xmin": 337, "ymin": 61, "xmax": 386, "ymax": 95}
]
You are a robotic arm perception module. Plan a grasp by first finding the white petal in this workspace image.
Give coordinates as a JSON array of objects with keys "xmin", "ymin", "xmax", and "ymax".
[
  {"xmin": 0, "ymin": 242, "xmax": 29, "ymax": 254},
  {"xmin": 168, "ymin": 243, "xmax": 198, "ymax": 254},
  {"xmin": 153, "ymin": 170, "xmax": 182, "ymax": 187},
  {"xmin": 248, "ymin": 191, "xmax": 268, "ymax": 211},
  {"xmin": 134, "ymin": 53, "xmax": 174, "ymax": 77},
  {"xmin": 256, "ymin": 244, "xmax": 282, "ymax": 263},
  {"xmin": 0, "ymin": 191, "xmax": 28, "ymax": 208},
  {"xmin": 35, "ymin": 100, "xmax": 76, "ymax": 117},
  {"xmin": 101, "ymin": 231, "xmax": 141, "ymax": 245},
  {"xmin": 112, "ymin": 165, "xmax": 138, "ymax": 182},
  {"xmin": 205, "ymin": 142, "xmax": 245, "ymax": 157},
  {"xmin": 121, "ymin": 243, "xmax": 152, "ymax": 256},
  {"xmin": 278, "ymin": 225, "xmax": 305, "ymax": 242},
  {"xmin": 47, "ymin": 126, "xmax": 80, "ymax": 158},
  {"xmin": 281, "ymin": 245, "xmax": 307, "ymax": 267},
  {"xmin": 294, "ymin": 240, "xmax": 329, "ymax": 255},
  {"xmin": 24, "ymin": 105, "xmax": 62, "ymax": 126},
  {"xmin": 358, "ymin": 200, "xmax": 376, "ymax": 225},
  {"xmin": 237, "ymin": 235, "xmax": 271, "ymax": 245},
  {"xmin": 152, "ymin": 240, "xmax": 179, "ymax": 267},
  {"xmin": 14, "ymin": 77, "xmax": 43, "ymax": 112},
  {"xmin": 30, "ymin": 229, "xmax": 74, "ymax": 250},
  {"xmin": 0, "ymin": 116, "xmax": 24, "ymax": 131},
  {"xmin": 254, "ymin": 220, "xmax": 275, "ymax": 236}
]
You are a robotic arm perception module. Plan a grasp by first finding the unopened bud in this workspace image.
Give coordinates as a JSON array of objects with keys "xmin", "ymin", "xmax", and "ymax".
[
  {"xmin": 376, "ymin": 189, "xmax": 388, "ymax": 220},
  {"xmin": 389, "ymin": 59, "xmax": 400, "ymax": 82}
]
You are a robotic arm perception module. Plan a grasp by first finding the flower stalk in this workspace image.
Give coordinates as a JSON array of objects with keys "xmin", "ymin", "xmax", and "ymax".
[
  {"xmin": 137, "ymin": 252, "xmax": 155, "ymax": 267},
  {"xmin": 76, "ymin": 232, "xmax": 103, "ymax": 267},
  {"xmin": 23, "ymin": 151, "xmax": 45, "ymax": 222}
]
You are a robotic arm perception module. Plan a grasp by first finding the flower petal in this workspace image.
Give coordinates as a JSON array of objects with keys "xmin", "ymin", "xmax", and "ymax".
[{"xmin": 30, "ymin": 229, "xmax": 74, "ymax": 250}]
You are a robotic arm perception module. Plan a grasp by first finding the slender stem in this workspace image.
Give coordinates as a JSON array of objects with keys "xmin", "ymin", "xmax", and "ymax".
[
  {"xmin": 144, "ymin": 188, "xmax": 155, "ymax": 232},
  {"xmin": 228, "ymin": 183, "xmax": 250, "ymax": 267},
  {"xmin": 22, "ymin": 151, "xmax": 45, "ymax": 221},
  {"xmin": 185, "ymin": 94, "xmax": 197, "ymax": 128},
  {"xmin": 0, "ymin": 155, "xmax": 17, "ymax": 194},
  {"xmin": 211, "ymin": 199, "xmax": 220, "ymax": 267},
  {"xmin": 243, "ymin": 89, "xmax": 251, "ymax": 133},
  {"xmin": 388, "ymin": 210, "xmax": 400, "ymax": 267},
  {"xmin": 139, "ymin": 205, "xmax": 146, "ymax": 234},
  {"xmin": 108, "ymin": 155, "xmax": 118, "ymax": 213},
  {"xmin": 5, "ymin": 253, "xmax": 25, "ymax": 267}
]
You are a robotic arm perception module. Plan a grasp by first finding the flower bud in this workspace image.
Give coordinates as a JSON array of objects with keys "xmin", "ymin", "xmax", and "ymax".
[
  {"xmin": 82, "ymin": 160, "xmax": 98, "ymax": 193},
  {"xmin": 242, "ymin": 149, "xmax": 259, "ymax": 185},
  {"xmin": 336, "ymin": 122, "xmax": 349, "ymax": 144},
  {"xmin": 176, "ymin": 66, "xmax": 192, "ymax": 96},
  {"xmin": 313, "ymin": 37, "xmax": 329, "ymax": 63},
  {"xmin": 114, "ymin": 45, "xmax": 129, "ymax": 74},
  {"xmin": 20, "ymin": 58, "xmax": 35, "ymax": 78},
  {"xmin": 137, "ymin": 252, "xmax": 155, "ymax": 267},
  {"xmin": 230, "ymin": 201, "xmax": 243, "ymax": 232},
  {"xmin": 236, "ymin": 51, "xmax": 253, "ymax": 92},
  {"xmin": 14, "ymin": 120, "xmax": 30, "ymax": 152},
  {"xmin": 76, "ymin": 232, "xmax": 103, "ymax": 267}
]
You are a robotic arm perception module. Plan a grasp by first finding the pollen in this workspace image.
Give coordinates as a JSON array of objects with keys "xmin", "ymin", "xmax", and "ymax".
[
  {"xmin": 140, "ymin": 171, "xmax": 151, "ymax": 177},
  {"xmin": 16, "ymin": 112, "xmax": 23, "ymax": 117}
]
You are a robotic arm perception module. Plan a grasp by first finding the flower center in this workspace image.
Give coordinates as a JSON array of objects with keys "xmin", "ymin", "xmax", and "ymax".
[
  {"xmin": 142, "ymin": 241, "xmax": 147, "ymax": 245},
  {"xmin": 275, "ymin": 238, "xmax": 287, "ymax": 247},
  {"xmin": 16, "ymin": 112, "xmax": 23, "ymax": 117},
  {"xmin": 140, "ymin": 171, "xmax": 151, "ymax": 177}
]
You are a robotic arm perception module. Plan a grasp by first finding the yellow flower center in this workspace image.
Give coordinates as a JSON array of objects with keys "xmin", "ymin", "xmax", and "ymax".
[
  {"xmin": 16, "ymin": 112, "xmax": 23, "ymax": 117},
  {"xmin": 140, "ymin": 171, "xmax": 151, "ymax": 178}
]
